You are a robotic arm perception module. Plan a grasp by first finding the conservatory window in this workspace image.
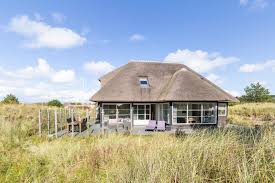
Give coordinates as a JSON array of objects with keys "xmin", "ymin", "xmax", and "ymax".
[
  {"xmin": 103, "ymin": 104, "xmax": 131, "ymax": 122},
  {"xmin": 172, "ymin": 103, "xmax": 217, "ymax": 124}
]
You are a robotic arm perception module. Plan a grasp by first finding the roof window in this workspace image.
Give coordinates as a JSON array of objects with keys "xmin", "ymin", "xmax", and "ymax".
[{"xmin": 139, "ymin": 77, "xmax": 149, "ymax": 88}]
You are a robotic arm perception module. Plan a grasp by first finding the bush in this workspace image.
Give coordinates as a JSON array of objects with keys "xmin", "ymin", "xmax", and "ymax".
[
  {"xmin": 47, "ymin": 100, "xmax": 63, "ymax": 107},
  {"xmin": 1, "ymin": 94, "xmax": 19, "ymax": 104}
]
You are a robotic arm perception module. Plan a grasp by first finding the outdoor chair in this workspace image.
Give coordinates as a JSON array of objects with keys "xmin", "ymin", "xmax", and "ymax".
[
  {"xmin": 67, "ymin": 117, "xmax": 87, "ymax": 132},
  {"xmin": 123, "ymin": 119, "xmax": 131, "ymax": 130},
  {"xmin": 157, "ymin": 121, "xmax": 166, "ymax": 131},
  {"xmin": 145, "ymin": 120, "xmax": 156, "ymax": 131},
  {"xmin": 80, "ymin": 118, "xmax": 88, "ymax": 132},
  {"xmin": 67, "ymin": 117, "xmax": 78, "ymax": 132}
]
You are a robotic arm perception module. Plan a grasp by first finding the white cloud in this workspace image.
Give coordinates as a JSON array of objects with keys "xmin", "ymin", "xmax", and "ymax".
[
  {"xmin": 164, "ymin": 49, "xmax": 239, "ymax": 73},
  {"xmin": 239, "ymin": 60, "xmax": 275, "ymax": 72},
  {"xmin": 23, "ymin": 83, "xmax": 95, "ymax": 102},
  {"xmin": 51, "ymin": 12, "xmax": 66, "ymax": 23},
  {"xmin": 8, "ymin": 15, "xmax": 86, "ymax": 49},
  {"xmin": 0, "ymin": 58, "xmax": 75, "ymax": 83},
  {"xmin": 84, "ymin": 61, "xmax": 115, "ymax": 76},
  {"xmin": 226, "ymin": 90, "xmax": 241, "ymax": 97},
  {"xmin": 0, "ymin": 60, "xmax": 96, "ymax": 103},
  {"xmin": 129, "ymin": 34, "xmax": 145, "ymax": 41},
  {"xmin": 206, "ymin": 73, "xmax": 223, "ymax": 85},
  {"xmin": 0, "ymin": 86, "xmax": 16, "ymax": 97},
  {"xmin": 18, "ymin": 58, "xmax": 52, "ymax": 78},
  {"xmin": 52, "ymin": 70, "xmax": 75, "ymax": 83},
  {"xmin": 240, "ymin": 0, "xmax": 268, "ymax": 9}
]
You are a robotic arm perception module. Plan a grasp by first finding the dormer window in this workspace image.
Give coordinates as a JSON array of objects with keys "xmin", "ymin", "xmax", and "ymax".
[{"xmin": 139, "ymin": 77, "xmax": 149, "ymax": 88}]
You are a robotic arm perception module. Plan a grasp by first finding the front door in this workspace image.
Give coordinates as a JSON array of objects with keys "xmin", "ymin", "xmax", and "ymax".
[{"xmin": 133, "ymin": 104, "xmax": 151, "ymax": 125}]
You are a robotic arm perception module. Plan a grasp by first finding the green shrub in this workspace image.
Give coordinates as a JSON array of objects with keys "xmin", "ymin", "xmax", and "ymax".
[
  {"xmin": 1, "ymin": 94, "xmax": 19, "ymax": 104},
  {"xmin": 47, "ymin": 100, "xmax": 63, "ymax": 108}
]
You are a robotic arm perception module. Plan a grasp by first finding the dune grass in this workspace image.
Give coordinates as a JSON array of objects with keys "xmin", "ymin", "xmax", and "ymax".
[
  {"xmin": 0, "ymin": 104, "xmax": 274, "ymax": 182},
  {"xmin": 228, "ymin": 103, "xmax": 275, "ymax": 127}
]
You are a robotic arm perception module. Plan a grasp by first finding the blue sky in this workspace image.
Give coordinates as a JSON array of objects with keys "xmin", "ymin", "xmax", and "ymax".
[{"xmin": 0, "ymin": 0, "xmax": 274, "ymax": 103}]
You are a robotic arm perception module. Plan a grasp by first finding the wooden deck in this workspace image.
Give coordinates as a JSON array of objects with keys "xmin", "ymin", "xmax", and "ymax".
[{"xmin": 47, "ymin": 123, "xmax": 198, "ymax": 137}]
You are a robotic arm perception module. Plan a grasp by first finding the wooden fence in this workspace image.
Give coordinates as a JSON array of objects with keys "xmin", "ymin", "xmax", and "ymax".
[{"xmin": 38, "ymin": 108, "xmax": 95, "ymax": 137}]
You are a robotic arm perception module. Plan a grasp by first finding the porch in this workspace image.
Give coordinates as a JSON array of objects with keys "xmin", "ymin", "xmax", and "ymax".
[{"xmin": 99, "ymin": 102, "xmax": 227, "ymax": 130}]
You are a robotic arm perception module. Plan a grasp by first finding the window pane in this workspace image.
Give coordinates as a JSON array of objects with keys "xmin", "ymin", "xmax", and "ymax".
[
  {"xmin": 188, "ymin": 111, "xmax": 201, "ymax": 117},
  {"xmin": 203, "ymin": 117, "xmax": 215, "ymax": 123},
  {"xmin": 118, "ymin": 109, "xmax": 130, "ymax": 115},
  {"xmin": 146, "ymin": 115, "xmax": 150, "ymax": 120},
  {"xmin": 174, "ymin": 104, "xmax": 187, "ymax": 110},
  {"xmin": 140, "ymin": 80, "xmax": 148, "ymax": 85},
  {"xmin": 188, "ymin": 104, "xmax": 201, "ymax": 110},
  {"xmin": 138, "ymin": 109, "xmax": 145, "ymax": 114},
  {"xmin": 188, "ymin": 117, "xmax": 201, "ymax": 123},
  {"xmin": 138, "ymin": 115, "xmax": 145, "ymax": 120},
  {"xmin": 117, "ymin": 104, "xmax": 130, "ymax": 110},
  {"xmin": 177, "ymin": 111, "xmax": 187, "ymax": 116},
  {"xmin": 104, "ymin": 115, "xmax": 116, "ymax": 120},
  {"xmin": 203, "ymin": 103, "xmax": 215, "ymax": 110},
  {"xmin": 218, "ymin": 103, "xmax": 227, "ymax": 116},
  {"xmin": 163, "ymin": 104, "xmax": 169, "ymax": 110},
  {"xmin": 104, "ymin": 109, "xmax": 116, "ymax": 115},
  {"xmin": 104, "ymin": 105, "xmax": 115, "ymax": 110},
  {"xmin": 177, "ymin": 117, "xmax": 186, "ymax": 123},
  {"xmin": 139, "ymin": 105, "xmax": 144, "ymax": 110},
  {"xmin": 218, "ymin": 110, "xmax": 226, "ymax": 116},
  {"xmin": 203, "ymin": 110, "xmax": 214, "ymax": 116},
  {"xmin": 163, "ymin": 110, "xmax": 168, "ymax": 122}
]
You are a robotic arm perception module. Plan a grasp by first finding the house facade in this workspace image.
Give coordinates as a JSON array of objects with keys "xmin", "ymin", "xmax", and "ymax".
[{"xmin": 91, "ymin": 61, "xmax": 237, "ymax": 129}]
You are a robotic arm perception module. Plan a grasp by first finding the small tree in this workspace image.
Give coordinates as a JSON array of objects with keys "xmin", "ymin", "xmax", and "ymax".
[
  {"xmin": 1, "ymin": 94, "xmax": 19, "ymax": 104},
  {"xmin": 47, "ymin": 99, "xmax": 63, "ymax": 107},
  {"xmin": 239, "ymin": 82, "xmax": 272, "ymax": 102}
]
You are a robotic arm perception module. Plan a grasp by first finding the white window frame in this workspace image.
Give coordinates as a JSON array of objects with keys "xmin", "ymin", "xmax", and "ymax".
[
  {"xmin": 172, "ymin": 102, "xmax": 217, "ymax": 125},
  {"xmin": 102, "ymin": 103, "xmax": 131, "ymax": 123},
  {"xmin": 133, "ymin": 103, "xmax": 151, "ymax": 121},
  {"xmin": 218, "ymin": 103, "xmax": 227, "ymax": 117},
  {"xmin": 172, "ymin": 103, "xmax": 188, "ymax": 125}
]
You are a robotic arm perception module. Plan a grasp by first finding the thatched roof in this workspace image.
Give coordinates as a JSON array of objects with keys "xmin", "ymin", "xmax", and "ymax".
[{"xmin": 91, "ymin": 61, "xmax": 238, "ymax": 102}]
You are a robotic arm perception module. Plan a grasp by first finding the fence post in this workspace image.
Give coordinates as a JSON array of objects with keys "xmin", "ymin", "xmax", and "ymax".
[
  {"xmin": 38, "ymin": 109, "xmax": 42, "ymax": 136},
  {"xmin": 86, "ymin": 109, "xmax": 89, "ymax": 128},
  {"xmin": 64, "ymin": 109, "xmax": 67, "ymax": 131},
  {"xmin": 71, "ymin": 109, "xmax": 74, "ymax": 137},
  {"xmin": 59, "ymin": 108, "xmax": 62, "ymax": 131},
  {"xmin": 47, "ymin": 110, "xmax": 50, "ymax": 135},
  {"xmin": 54, "ymin": 109, "xmax": 58, "ymax": 138}
]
